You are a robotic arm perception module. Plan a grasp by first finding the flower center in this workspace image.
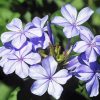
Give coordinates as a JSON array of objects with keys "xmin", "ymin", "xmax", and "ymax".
[
  {"xmin": 88, "ymin": 42, "xmax": 96, "ymax": 47},
  {"xmin": 18, "ymin": 56, "xmax": 23, "ymax": 61}
]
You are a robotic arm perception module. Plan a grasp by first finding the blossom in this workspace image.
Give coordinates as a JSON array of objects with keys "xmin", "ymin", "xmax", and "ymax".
[
  {"xmin": 75, "ymin": 61, "xmax": 100, "ymax": 97},
  {"xmin": 52, "ymin": 4, "xmax": 94, "ymax": 38},
  {"xmin": 0, "ymin": 42, "xmax": 41, "ymax": 78},
  {"xmin": 73, "ymin": 27, "xmax": 100, "ymax": 62},
  {"xmin": 29, "ymin": 56, "xmax": 71, "ymax": 99},
  {"xmin": 26, "ymin": 15, "xmax": 51, "ymax": 50},
  {"xmin": 1, "ymin": 18, "xmax": 42, "ymax": 49}
]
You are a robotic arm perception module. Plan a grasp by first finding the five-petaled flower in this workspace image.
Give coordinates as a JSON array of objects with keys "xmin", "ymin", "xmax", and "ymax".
[
  {"xmin": 29, "ymin": 56, "xmax": 72, "ymax": 99},
  {"xmin": 0, "ymin": 42, "xmax": 41, "ymax": 78},
  {"xmin": 52, "ymin": 4, "xmax": 94, "ymax": 38},
  {"xmin": 73, "ymin": 27, "xmax": 100, "ymax": 62},
  {"xmin": 1, "ymin": 18, "xmax": 43, "ymax": 49}
]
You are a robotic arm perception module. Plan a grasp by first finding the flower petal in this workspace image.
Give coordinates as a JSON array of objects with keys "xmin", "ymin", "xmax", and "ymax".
[
  {"xmin": 6, "ymin": 18, "xmax": 23, "ymax": 32},
  {"xmin": 79, "ymin": 26, "xmax": 94, "ymax": 42},
  {"xmin": 24, "ymin": 53, "xmax": 41, "ymax": 65},
  {"xmin": 12, "ymin": 34, "xmax": 26, "ymax": 49},
  {"xmin": 3, "ymin": 60, "xmax": 17, "ymax": 74},
  {"xmin": 48, "ymin": 81, "xmax": 63, "ymax": 99},
  {"xmin": 29, "ymin": 65, "xmax": 47, "ymax": 80},
  {"xmin": 31, "ymin": 79, "xmax": 49, "ymax": 96},
  {"xmin": 63, "ymin": 26, "xmax": 79, "ymax": 38},
  {"xmin": 86, "ymin": 48, "xmax": 97, "ymax": 62},
  {"xmin": 53, "ymin": 69, "xmax": 72, "ymax": 85},
  {"xmin": 0, "ymin": 46, "xmax": 11, "ymax": 57},
  {"xmin": 75, "ymin": 65, "xmax": 94, "ymax": 81},
  {"xmin": 52, "ymin": 16, "xmax": 69, "ymax": 27},
  {"xmin": 20, "ymin": 42, "xmax": 32, "ymax": 56},
  {"xmin": 1, "ymin": 32, "xmax": 19, "ymax": 43},
  {"xmin": 86, "ymin": 75, "xmax": 99, "ymax": 97},
  {"xmin": 73, "ymin": 41, "xmax": 88, "ymax": 53},
  {"xmin": 43, "ymin": 33, "xmax": 51, "ymax": 49},
  {"xmin": 26, "ymin": 28, "xmax": 42, "ymax": 38},
  {"xmin": 76, "ymin": 7, "xmax": 94, "ymax": 25},
  {"xmin": 42, "ymin": 56, "xmax": 58, "ymax": 76},
  {"xmin": 41, "ymin": 15, "xmax": 48, "ymax": 28},
  {"xmin": 15, "ymin": 61, "xmax": 29, "ymax": 78},
  {"xmin": 61, "ymin": 4, "xmax": 77, "ymax": 24}
]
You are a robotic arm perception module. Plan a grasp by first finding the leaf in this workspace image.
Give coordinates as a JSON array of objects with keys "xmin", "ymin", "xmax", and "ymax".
[
  {"xmin": 8, "ymin": 87, "xmax": 20, "ymax": 100},
  {"xmin": 0, "ymin": 81, "xmax": 13, "ymax": 100},
  {"xmin": 75, "ymin": 81, "xmax": 91, "ymax": 100}
]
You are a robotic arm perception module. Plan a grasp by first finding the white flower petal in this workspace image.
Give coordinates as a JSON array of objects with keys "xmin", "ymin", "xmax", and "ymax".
[
  {"xmin": 24, "ymin": 53, "xmax": 41, "ymax": 65},
  {"xmin": 41, "ymin": 15, "xmax": 48, "ymax": 28},
  {"xmin": 48, "ymin": 81, "xmax": 63, "ymax": 99},
  {"xmin": 15, "ymin": 61, "xmax": 29, "ymax": 78},
  {"xmin": 52, "ymin": 16, "xmax": 69, "ymax": 27},
  {"xmin": 0, "ymin": 46, "xmax": 11, "ymax": 57},
  {"xmin": 1, "ymin": 32, "xmax": 19, "ymax": 43},
  {"xmin": 61, "ymin": 4, "xmax": 77, "ymax": 24},
  {"xmin": 0, "ymin": 56, "xmax": 8, "ymax": 67},
  {"xmin": 75, "ymin": 65, "xmax": 94, "ymax": 81},
  {"xmin": 12, "ymin": 34, "xmax": 26, "ymax": 49},
  {"xmin": 63, "ymin": 26, "xmax": 79, "ymax": 38},
  {"xmin": 3, "ymin": 60, "xmax": 17, "ymax": 74},
  {"xmin": 6, "ymin": 18, "xmax": 23, "ymax": 32},
  {"xmin": 86, "ymin": 75, "xmax": 99, "ymax": 97},
  {"xmin": 79, "ymin": 26, "xmax": 94, "ymax": 42},
  {"xmin": 53, "ymin": 69, "xmax": 72, "ymax": 85},
  {"xmin": 73, "ymin": 41, "xmax": 88, "ymax": 53},
  {"xmin": 26, "ymin": 28, "xmax": 42, "ymax": 38},
  {"xmin": 76, "ymin": 7, "xmax": 94, "ymax": 25},
  {"xmin": 43, "ymin": 33, "xmax": 51, "ymax": 49},
  {"xmin": 86, "ymin": 48, "xmax": 97, "ymax": 62},
  {"xmin": 29, "ymin": 65, "xmax": 47, "ymax": 80},
  {"xmin": 20, "ymin": 42, "xmax": 32, "ymax": 56},
  {"xmin": 31, "ymin": 79, "xmax": 49, "ymax": 96},
  {"xmin": 42, "ymin": 56, "xmax": 58, "ymax": 76}
]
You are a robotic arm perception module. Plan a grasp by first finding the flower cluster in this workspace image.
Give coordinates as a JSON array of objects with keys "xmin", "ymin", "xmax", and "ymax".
[{"xmin": 0, "ymin": 3, "xmax": 100, "ymax": 99}]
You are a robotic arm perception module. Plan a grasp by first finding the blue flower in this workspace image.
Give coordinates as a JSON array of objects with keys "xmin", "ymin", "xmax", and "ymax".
[
  {"xmin": 73, "ymin": 27, "xmax": 100, "ymax": 62},
  {"xmin": 0, "ymin": 42, "xmax": 41, "ymax": 78},
  {"xmin": 52, "ymin": 4, "xmax": 94, "ymax": 38},
  {"xmin": 29, "ymin": 56, "xmax": 71, "ymax": 99},
  {"xmin": 1, "ymin": 18, "xmax": 43, "ymax": 49}
]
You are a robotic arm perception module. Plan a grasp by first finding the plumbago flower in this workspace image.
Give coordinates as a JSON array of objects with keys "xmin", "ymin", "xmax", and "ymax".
[
  {"xmin": 76, "ymin": 61, "xmax": 100, "ymax": 97},
  {"xmin": 52, "ymin": 4, "xmax": 94, "ymax": 38},
  {"xmin": 73, "ymin": 27, "xmax": 100, "ymax": 62},
  {"xmin": 67, "ymin": 53, "xmax": 100, "ymax": 97},
  {"xmin": 27, "ymin": 15, "xmax": 51, "ymax": 50},
  {"xmin": 1, "ymin": 18, "xmax": 43, "ymax": 50},
  {"xmin": 0, "ymin": 42, "xmax": 41, "ymax": 78},
  {"xmin": 29, "ymin": 56, "xmax": 72, "ymax": 99}
]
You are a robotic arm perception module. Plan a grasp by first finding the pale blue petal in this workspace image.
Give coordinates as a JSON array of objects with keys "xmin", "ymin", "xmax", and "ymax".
[
  {"xmin": 76, "ymin": 7, "xmax": 94, "ymax": 25},
  {"xmin": 73, "ymin": 41, "xmax": 88, "ymax": 53},
  {"xmin": 42, "ymin": 56, "xmax": 58, "ymax": 76},
  {"xmin": 86, "ymin": 75, "xmax": 99, "ymax": 97},
  {"xmin": 6, "ymin": 18, "xmax": 23, "ymax": 32},
  {"xmin": 12, "ymin": 34, "xmax": 26, "ymax": 49},
  {"xmin": 61, "ymin": 4, "xmax": 77, "ymax": 24},
  {"xmin": 63, "ymin": 25, "xmax": 79, "ymax": 38},
  {"xmin": 53, "ymin": 69, "xmax": 72, "ymax": 85},
  {"xmin": 52, "ymin": 16, "xmax": 69, "ymax": 27},
  {"xmin": 24, "ymin": 53, "xmax": 41, "ymax": 65},
  {"xmin": 31, "ymin": 79, "xmax": 49, "ymax": 96},
  {"xmin": 29, "ymin": 65, "xmax": 47, "ymax": 80},
  {"xmin": 48, "ymin": 80, "xmax": 63, "ymax": 99},
  {"xmin": 79, "ymin": 26, "xmax": 94, "ymax": 42}
]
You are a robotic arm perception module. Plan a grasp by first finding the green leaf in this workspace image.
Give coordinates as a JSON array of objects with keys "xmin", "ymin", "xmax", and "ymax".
[
  {"xmin": 0, "ymin": 81, "xmax": 13, "ymax": 100},
  {"xmin": 8, "ymin": 87, "xmax": 20, "ymax": 100},
  {"xmin": 75, "ymin": 81, "xmax": 91, "ymax": 100}
]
